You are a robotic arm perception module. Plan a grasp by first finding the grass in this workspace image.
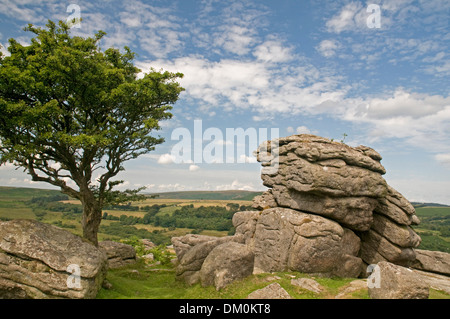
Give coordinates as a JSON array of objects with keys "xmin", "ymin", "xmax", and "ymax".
[
  {"xmin": 96, "ymin": 259, "xmax": 368, "ymax": 299},
  {"xmin": 96, "ymin": 259, "xmax": 450, "ymax": 299}
]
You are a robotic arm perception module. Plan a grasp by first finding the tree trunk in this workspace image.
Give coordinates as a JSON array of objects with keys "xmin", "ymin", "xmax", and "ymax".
[{"xmin": 81, "ymin": 193, "xmax": 102, "ymax": 247}]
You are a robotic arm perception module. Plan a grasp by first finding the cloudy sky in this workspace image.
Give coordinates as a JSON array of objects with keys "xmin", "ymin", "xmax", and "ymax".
[{"xmin": 0, "ymin": 0, "xmax": 449, "ymax": 204}]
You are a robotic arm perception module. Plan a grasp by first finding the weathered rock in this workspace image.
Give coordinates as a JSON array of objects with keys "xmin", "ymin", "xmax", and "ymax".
[
  {"xmin": 412, "ymin": 269, "xmax": 450, "ymax": 295},
  {"xmin": 174, "ymin": 134, "xmax": 425, "ymax": 284},
  {"xmin": 412, "ymin": 249, "xmax": 450, "ymax": 276},
  {"xmin": 261, "ymin": 156, "xmax": 388, "ymax": 198},
  {"xmin": 0, "ymin": 219, "xmax": 107, "ymax": 299},
  {"xmin": 200, "ymin": 242, "xmax": 254, "ymax": 290},
  {"xmin": 368, "ymin": 261, "xmax": 429, "ymax": 299},
  {"xmin": 247, "ymin": 283, "xmax": 292, "ymax": 299},
  {"xmin": 253, "ymin": 207, "xmax": 362, "ymax": 277},
  {"xmin": 254, "ymin": 135, "xmax": 391, "ymax": 233},
  {"xmin": 360, "ymin": 229, "xmax": 416, "ymax": 266},
  {"xmin": 98, "ymin": 241, "xmax": 136, "ymax": 269},
  {"xmin": 171, "ymin": 234, "xmax": 220, "ymax": 261},
  {"xmin": 232, "ymin": 211, "xmax": 260, "ymax": 247},
  {"xmin": 371, "ymin": 214, "xmax": 421, "ymax": 248},
  {"xmin": 375, "ymin": 185, "xmax": 419, "ymax": 226},
  {"xmin": 175, "ymin": 235, "xmax": 244, "ymax": 285},
  {"xmin": 251, "ymin": 189, "xmax": 277, "ymax": 210},
  {"xmin": 290, "ymin": 278, "xmax": 324, "ymax": 294},
  {"xmin": 271, "ymin": 186, "xmax": 377, "ymax": 231}
]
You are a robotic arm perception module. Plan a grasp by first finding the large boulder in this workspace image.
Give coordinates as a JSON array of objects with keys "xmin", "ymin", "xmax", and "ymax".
[
  {"xmin": 252, "ymin": 207, "xmax": 362, "ymax": 277},
  {"xmin": 171, "ymin": 234, "xmax": 222, "ymax": 261},
  {"xmin": 368, "ymin": 261, "xmax": 429, "ymax": 299},
  {"xmin": 0, "ymin": 219, "xmax": 107, "ymax": 299},
  {"xmin": 98, "ymin": 241, "xmax": 136, "ymax": 269},
  {"xmin": 175, "ymin": 235, "xmax": 244, "ymax": 285},
  {"xmin": 199, "ymin": 242, "xmax": 254, "ymax": 290}
]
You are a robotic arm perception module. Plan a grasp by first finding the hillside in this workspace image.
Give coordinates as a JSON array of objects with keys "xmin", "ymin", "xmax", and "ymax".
[{"xmin": 148, "ymin": 190, "xmax": 263, "ymax": 201}]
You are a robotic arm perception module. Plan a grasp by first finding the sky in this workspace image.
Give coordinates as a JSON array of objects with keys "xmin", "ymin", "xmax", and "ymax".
[{"xmin": 0, "ymin": 0, "xmax": 449, "ymax": 204}]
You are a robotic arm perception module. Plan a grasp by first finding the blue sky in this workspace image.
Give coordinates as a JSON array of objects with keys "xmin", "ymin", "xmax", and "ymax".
[{"xmin": 0, "ymin": 0, "xmax": 449, "ymax": 204}]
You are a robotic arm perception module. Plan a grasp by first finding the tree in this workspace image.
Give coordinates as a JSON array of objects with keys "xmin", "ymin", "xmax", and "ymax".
[{"xmin": 0, "ymin": 20, "xmax": 184, "ymax": 246}]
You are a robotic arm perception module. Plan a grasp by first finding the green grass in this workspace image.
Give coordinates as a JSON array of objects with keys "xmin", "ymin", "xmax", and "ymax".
[
  {"xmin": 96, "ymin": 259, "xmax": 367, "ymax": 299},
  {"xmin": 96, "ymin": 259, "xmax": 450, "ymax": 299}
]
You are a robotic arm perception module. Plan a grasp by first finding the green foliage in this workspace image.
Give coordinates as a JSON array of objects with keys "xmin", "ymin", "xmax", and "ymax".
[
  {"xmin": 148, "ymin": 245, "xmax": 172, "ymax": 265},
  {"xmin": 99, "ymin": 222, "xmax": 170, "ymax": 246},
  {"xmin": 120, "ymin": 236, "xmax": 148, "ymax": 256},
  {"xmin": 26, "ymin": 194, "xmax": 82, "ymax": 217},
  {"xmin": 414, "ymin": 206, "xmax": 450, "ymax": 253},
  {"xmin": 153, "ymin": 205, "xmax": 235, "ymax": 231}
]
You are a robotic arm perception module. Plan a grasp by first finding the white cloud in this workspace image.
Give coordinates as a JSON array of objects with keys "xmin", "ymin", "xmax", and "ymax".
[
  {"xmin": 341, "ymin": 88, "xmax": 450, "ymax": 151},
  {"xmin": 326, "ymin": 2, "xmax": 366, "ymax": 34},
  {"xmin": 138, "ymin": 54, "xmax": 346, "ymax": 117},
  {"xmin": 157, "ymin": 153, "xmax": 175, "ymax": 164},
  {"xmin": 316, "ymin": 39, "xmax": 340, "ymax": 58},
  {"xmin": 296, "ymin": 126, "xmax": 311, "ymax": 134},
  {"xmin": 253, "ymin": 39, "xmax": 294, "ymax": 63},
  {"xmin": 215, "ymin": 180, "xmax": 256, "ymax": 191},
  {"xmin": 189, "ymin": 164, "xmax": 200, "ymax": 172},
  {"xmin": 435, "ymin": 154, "xmax": 450, "ymax": 166}
]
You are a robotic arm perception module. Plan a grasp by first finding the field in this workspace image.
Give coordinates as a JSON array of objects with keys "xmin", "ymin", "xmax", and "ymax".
[{"xmin": 0, "ymin": 186, "xmax": 258, "ymax": 243}]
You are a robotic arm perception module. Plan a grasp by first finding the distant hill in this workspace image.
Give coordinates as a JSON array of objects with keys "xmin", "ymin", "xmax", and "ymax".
[
  {"xmin": 147, "ymin": 190, "xmax": 263, "ymax": 201},
  {"xmin": 412, "ymin": 202, "xmax": 450, "ymax": 208},
  {"xmin": 0, "ymin": 186, "xmax": 263, "ymax": 202}
]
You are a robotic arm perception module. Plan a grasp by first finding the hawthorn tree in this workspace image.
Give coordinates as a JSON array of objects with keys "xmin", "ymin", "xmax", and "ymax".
[{"xmin": 0, "ymin": 20, "xmax": 184, "ymax": 246}]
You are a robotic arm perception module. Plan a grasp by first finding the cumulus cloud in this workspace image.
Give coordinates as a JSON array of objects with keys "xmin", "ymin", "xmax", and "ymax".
[
  {"xmin": 341, "ymin": 88, "xmax": 450, "ymax": 150},
  {"xmin": 157, "ymin": 153, "xmax": 176, "ymax": 164}
]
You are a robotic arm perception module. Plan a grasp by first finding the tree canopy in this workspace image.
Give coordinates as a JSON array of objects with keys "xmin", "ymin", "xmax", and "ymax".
[{"xmin": 0, "ymin": 20, "xmax": 184, "ymax": 245}]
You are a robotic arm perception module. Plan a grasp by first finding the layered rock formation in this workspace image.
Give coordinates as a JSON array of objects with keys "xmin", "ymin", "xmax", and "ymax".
[
  {"xmin": 173, "ymin": 134, "xmax": 430, "ymax": 289},
  {"xmin": 252, "ymin": 134, "xmax": 421, "ymax": 269},
  {"xmin": 0, "ymin": 219, "xmax": 107, "ymax": 299}
]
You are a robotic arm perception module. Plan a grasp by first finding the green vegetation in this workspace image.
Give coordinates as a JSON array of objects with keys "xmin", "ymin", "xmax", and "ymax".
[{"xmin": 413, "ymin": 206, "xmax": 450, "ymax": 253}]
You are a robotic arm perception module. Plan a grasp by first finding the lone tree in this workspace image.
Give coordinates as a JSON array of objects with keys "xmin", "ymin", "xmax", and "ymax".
[{"xmin": 0, "ymin": 21, "xmax": 184, "ymax": 246}]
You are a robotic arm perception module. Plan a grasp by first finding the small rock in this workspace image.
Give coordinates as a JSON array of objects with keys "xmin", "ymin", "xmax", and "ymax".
[
  {"xmin": 247, "ymin": 283, "xmax": 292, "ymax": 299},
  {"xmin": 290, "ymin": 278, "xmax": 324, "ymax": 294}
]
